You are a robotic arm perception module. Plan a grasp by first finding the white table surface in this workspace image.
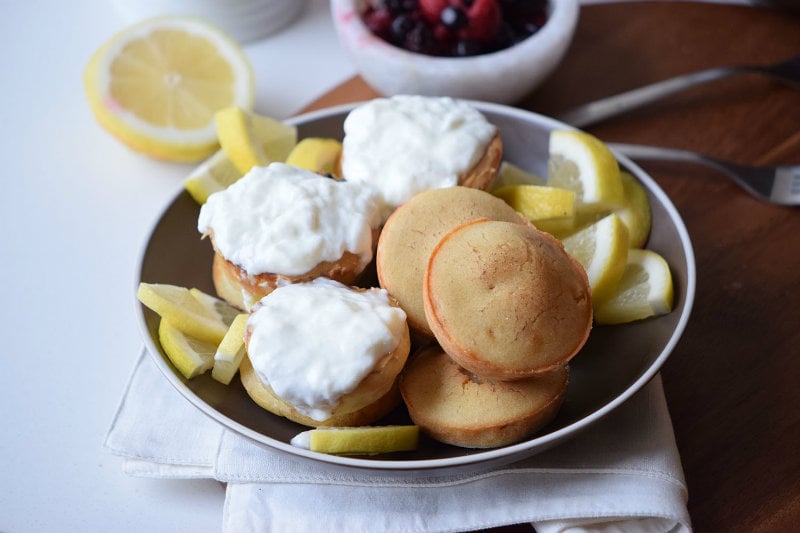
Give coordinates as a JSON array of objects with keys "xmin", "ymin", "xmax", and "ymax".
[{"xmin": 0, "ymin": 1, "xmax": 354, "ymax": 531}]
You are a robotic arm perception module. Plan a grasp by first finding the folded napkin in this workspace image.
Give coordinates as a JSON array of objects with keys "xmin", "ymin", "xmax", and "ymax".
[{"xmin": 105, "ymin": 349, "xmax": 692, "ymax": 533}]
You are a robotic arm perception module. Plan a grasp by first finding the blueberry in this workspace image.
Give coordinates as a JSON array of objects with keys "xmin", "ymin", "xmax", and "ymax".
[
  {"xmin": 440, "ymin": 6, "xmax": 468, "ymax": 30},
  {"xmin": 391, "ymin": 13, "xmax": 415, "ymax": 41}
]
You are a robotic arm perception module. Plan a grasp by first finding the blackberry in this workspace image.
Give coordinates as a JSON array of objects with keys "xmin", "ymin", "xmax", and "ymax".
[{"xmin": 404, "ymin": 21, "xmax": 436, "ymax": 54}]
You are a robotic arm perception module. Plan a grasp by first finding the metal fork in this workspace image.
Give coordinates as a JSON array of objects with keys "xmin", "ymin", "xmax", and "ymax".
[
  {"xmin": 610, "ymin": 143, "xmax": 800, "ymax": 206},
  {"xmin": 558, "ymin": 55, "xmax": 800, "ymax": 128}
]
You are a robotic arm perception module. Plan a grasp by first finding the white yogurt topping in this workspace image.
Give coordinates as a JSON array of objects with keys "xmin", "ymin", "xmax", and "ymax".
[
  {"xmin": 246, "ymin": 278, "xmax": 407, "ymax": 422},
  {"xmin": 197, "ymin": 163, "xmax": 379, "ymax": 276},
  {"xmin": 341, "ymin": 95, "xmax": 497, "ymax": 218}
]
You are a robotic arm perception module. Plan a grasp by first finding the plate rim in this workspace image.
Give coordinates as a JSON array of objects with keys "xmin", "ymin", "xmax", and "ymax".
[{"xmin": 134, "ymin": 100, "xmax": 696, "ymax": 474}]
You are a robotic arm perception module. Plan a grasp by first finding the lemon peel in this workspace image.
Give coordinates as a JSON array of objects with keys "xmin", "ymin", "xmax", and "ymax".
[{"xmin": 616, "ymin": 171, "xmax": 652, "ymax": 248}]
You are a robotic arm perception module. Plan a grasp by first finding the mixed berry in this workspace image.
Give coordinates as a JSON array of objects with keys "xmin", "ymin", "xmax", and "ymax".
[{"xmin": 362, "ymin": 0, "xmax": 549, "ymax": 57}]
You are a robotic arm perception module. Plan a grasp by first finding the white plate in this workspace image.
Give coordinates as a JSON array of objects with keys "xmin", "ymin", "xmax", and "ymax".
[{"xmin": 136, "ymin": 101, "xmax": 695, "ymax": 476}]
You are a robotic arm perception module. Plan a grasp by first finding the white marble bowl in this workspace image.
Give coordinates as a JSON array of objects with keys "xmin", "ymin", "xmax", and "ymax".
[
  {"xmin": 113, "ymin": 0, "xmax": 309, "ymax": 43},
  {"xmin": 330, "ymin": 0, "xmax": 579, "ymax": 104}
]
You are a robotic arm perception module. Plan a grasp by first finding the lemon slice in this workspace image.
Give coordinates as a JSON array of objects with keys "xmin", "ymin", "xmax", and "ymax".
[
  {"xmin": 547, "ymin": 130, "xmax": 624, "ymax": 212},
  {"xmin": 292, "ymin": 426, "xmax": 419, "ymax": 455},
  {"xmin": 493, "ymin": 161, "xmax": 546, "ymax": 188},
  {"xmin": 594, "ymin": 249, "xmax": 674, "ymax": 325},
  {"xmin": 562, "ymin": 214, "xmax": 630, "ymax": 304},
  {"xmin": 215, "ymin": 107, "xmax": 298, "ymax": 174},
  {"xmin": 158, "ymin": 319, "xmax": 217, "ymax": 379},
  {"xmin": 137, "ymin": 283, "xmax": 231, "ymax": 345},
  {"xmin": 188, "ymin": 287, "xmax": 240, "ymax": 326},
  {"xmin": 492, "ymin": 184, "xmax": 575, "ymax": 222},
  {"xmin": 285, "ymin": 137, "xmax": 343, "ymax": 177},
  {"xmin": 616, "ymin": 171, "xmax": 652, "ymax": 249},
  {"xmin": 83, "ymin": 16, "xmax": 254, "ymax": 162},
  {"xmin": 211, "ymin": 313, "xmax": 249, "ymax": 385},
  {"xmin": 184, "ymin": 149, "xmax": 243, "ymax": 204},
  {"xmin": 533, "ymin": 216, "xmax": 578, "ymax": 238}
]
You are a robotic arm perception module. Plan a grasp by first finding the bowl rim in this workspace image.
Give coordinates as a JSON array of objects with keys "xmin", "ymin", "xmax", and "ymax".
[
  {"xmin": 136, "ymin": 100, "xmax": 696, "ymax": 475},
  {"xmin": 330, "ymin": 0, "xmax": 580, "ymax": 66}
]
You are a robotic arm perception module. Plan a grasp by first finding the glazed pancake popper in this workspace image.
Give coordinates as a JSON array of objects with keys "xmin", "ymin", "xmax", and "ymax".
[
  {"xmin": 239, "ymin": 278, "xmax": 411, "ymax": 427},
  {"xmin": 424, "ymin": 219, "xmax": 592, "ymax": 380},
  {"xmin": 340, "ymin": 95, "xmax": 502, "ymax": 219},
  {"xmin": 197, "ymin": 162, "xmax": 381, "ymax": 310}
]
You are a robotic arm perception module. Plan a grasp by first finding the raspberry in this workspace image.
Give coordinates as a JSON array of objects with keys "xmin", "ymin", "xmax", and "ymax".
[
  {"xmin": 459, "ymin": 0, "xmax": 502, "ymax": 43},
  {"xmin": 419, "ymin": 0, "xmax": 450, "ymax": 24},
  {"xmin": 364, "ymin": 8, "xmax": 394, "ymax": 37}
]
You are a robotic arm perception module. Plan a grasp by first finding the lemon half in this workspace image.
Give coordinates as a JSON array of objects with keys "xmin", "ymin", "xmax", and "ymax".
[{"xmin": 84, "ymin": 16, "xmax": 254, "ymax": 162}]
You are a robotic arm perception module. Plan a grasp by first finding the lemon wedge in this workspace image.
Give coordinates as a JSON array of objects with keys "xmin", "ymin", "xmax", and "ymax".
[
  {"xmin": 184, "ymin": 149, "xmax": 243, "ymax": 204},
  {"xmin": 562, "ymin": 214, "xmax": 630, "ymax": 304},
  {"xmin": 547, "ymin": 130, "xmax": 624, "ymax": 212},
  {"xmin": 188, "ymin": 287, "xmax": 240, "ymax": 327},
  {"xmin": 211, "ymin": 313, "xmax": 249, "ymax": 385},
  {"xmin": 285, "ymin": 137, "xmax": 343, "ymax": 177},
  {"xmin": 137, "ymin": 283, "xmax": 232, "ymax": 345},
  {"xmin": 594, "ymin": 249, "xmax": 674, "ymax": 325},
  {"xmin": 158, "ymin": 319, "xmax": 217, "ymax": 379},
  {"xmin": 492, "ymin": 184, "xmax": 575, "ymax": 222},
  {"xmin": 83, "ymin": 16, "xmax": 254, "ymax": 162},
  {"xmin": 494, "ymin": 161, "xmax": 546, "ymax": 188},
  {"xmin": 616, "ymin": 171, "xmax": 653, "ymax": 249},
  {"xmin": 215, "ymin": 106, "xmax": 298, "ymax": 174},
  {"xmin": 292, "ymin": 426, "xmax": 419, "ymax": 455}
]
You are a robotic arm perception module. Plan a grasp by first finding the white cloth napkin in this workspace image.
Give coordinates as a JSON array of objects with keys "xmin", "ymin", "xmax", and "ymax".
[{"xmin": 105, "ymin": 349, "xmax": 692, "ymax": 533}]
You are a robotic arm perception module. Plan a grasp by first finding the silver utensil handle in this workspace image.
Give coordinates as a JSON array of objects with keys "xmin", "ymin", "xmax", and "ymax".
[
  {"xmin": 557, "ymin": 67, "xmax": 737, "ymax": 128},
  {"xmin": 609, "ymin": 143, "xmax": 712, "ymax": 165}
]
